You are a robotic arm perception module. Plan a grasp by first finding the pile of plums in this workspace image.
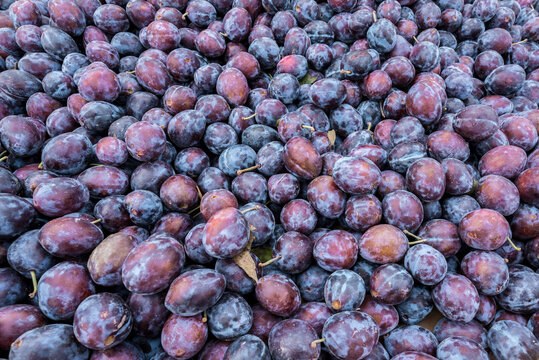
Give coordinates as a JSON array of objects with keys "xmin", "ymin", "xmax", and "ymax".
[{"xmin": 0, "ymin": 0, "xmax": 539, "ymax": 358}]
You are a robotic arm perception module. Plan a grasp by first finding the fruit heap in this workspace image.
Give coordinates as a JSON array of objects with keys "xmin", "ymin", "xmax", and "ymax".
[{"xmin": 0, "ymin": 0, "xmax": 539, "ymax": 359}]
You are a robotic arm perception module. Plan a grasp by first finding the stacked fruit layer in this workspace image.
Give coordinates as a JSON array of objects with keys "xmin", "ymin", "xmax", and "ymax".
[{"xmin": 0, "ymin": 0, "xmax": 538, "ymax": 359}]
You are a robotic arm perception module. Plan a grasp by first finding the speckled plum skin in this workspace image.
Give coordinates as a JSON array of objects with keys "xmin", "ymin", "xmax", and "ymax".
[
  {"xmin": 184, "ymin": 224, "xmax": 212, "ymax": 265},
  {"xmin": 217, "ymin": 68, "xmax": 250, "ymax": 107},
  {"xmin": 404, "ymin": 244, "xmax": 447, "ymax": 286},
  {"xmin": 9, "ymin": 324, "xmax": 89, "ymax": 360},
  {"xmin": 240, "ymin": 203, "xmax": 275, "ymax": 247},
  {"xmin": 384, "ymin": 325, "xmax": 438, "ymax": 357},
  {"xmin": 165, "ymin": 269, "xmax": 226, "ymax": 316},
  {"xmin": 202, "ymin": 207, "xmax": 249, "ymax": 259},
  {"xmin": 224, "ymin": 334, "xmax": 270, "ymax": 360},
  {"xmin": 135, "ymin": 56, "xmax": 173, "ymax": 95},
  {"xmin": 167, "ymin": 109, "xmax": 206, "ymax": 149},
  {"xmin": 332, "ymin": 156, "xmax": 382, "ymax": 195},
  {"xmin": 0, "ymin": 194, "xmax": 36, "ymax": 240},
  {"xmin": 78, "ymin": 66, "xmax": 121, "ymax": 102},
  {"xmin": 396, "ymin": 286, "xmax": 434, "ymax": 326},
  {"xmin": 475, "ymin": 175, "xmax": 520, "ymax": 216},
  {"xmin": 478, "ymin": 145, "xmax": 527, "ymax": 179},
  {"xmin": 487, "ymin": 320, "xmax": 539, "ymax": 360},
  {"xmin": 453, "ymin": 104, "xmax": 499, "ymax": 142},
  {"xmin": 0, "ymin": 116, "xmax": 44, "ymax": 157},
  {"xmin": 89, "ymin": 342, "xmax": 146, "ymax": 360},
  {"xmin": 200, "ymin": 189, "xmax": 238, "ymax": 221},
  {"xmin": 268, "ymin": 319, "xmax": 320, "ymax": 360},
  {"xmin": 0, "ymin": 69, "xmax": 42, "ymax": 101},
  {"xmin": 39, "ymin": 216, "xmax": 103, "ymax": 258},
  {"xmin": 33, "ymin": 177, "xmax": 89, "ymax": 217},
  {"xmin": 125, "ymin": 121, "xmax": 166, "ymax": 162},
  {"xmin": 0, "ymin": 304, "xmax": 47, "ymax": 350},
  {"xmin": 256, "ymin": 274, "xmax": 301, "ymax": 317},
  {"xmin": 307, "ymin": 175, "xmax": 346, "ymax": 219},
  {"xmin": 38, "ymin": 261, "xmax": 96, "ymax": 321},
  {"xmin": 432, "ymin": 273, "xmax": 480, "ymax": 323},
  {"xmin": 248, "ymin": 304, "xmax": 281, "ymax": 343},
  {"xmin": 314, "ymin": 229, "xmax": 358, "ymax": 271},
  {"xmin": 207, "ymin": 292, "xmax": 253, "ymax": 340},
  {"xmin": 461, "ymin": 251, "xmax": 509, "ymax": 295},
  {"xmin": 73, "ymin": 293, "xmax": 133, "ymax": 350},
  {"xmin": 436, "ymin": 336, "xmax": 489, "ymax": 360},
  {"xmin": 441, "ymin": 158, "xmax": 475, "ymax": 195},
  {"xmin": 292, "ymin": 302, "xmax": 332, "ymax": 337},
  {"xmin": 283, "ymin": 136, "xmax": 322, "ymax": 180},
  {"xmin": 41, "ymin": 132, "xmax": 93, "ymax": 176},
  {"xmin": 322, "ymin": 311, "xmax": 379, "ymax": 360},
  {"xmin": 417, "ymin": 219, "xmax": 461, "ymax": 257},
  {"xmin": 382, "ymin": 190, "xmax": 424, "ymax": 232},
  {"xmin": 359, "ymin": 224, "xmax": 408, "ymax": 264},
  {"xmin": 0, "ymin": 268, "xmax": 27, "ymax": 307},
  {"xmin": 344, "ymin": 194, "xmax": 383, "ymax": 232},
  {"xmin": 280, "ymin": 199, "xmax": 317, "ymax": 235},
  {"xmin": 390, "ymin": 352, "xmax": 437, "ymax": 360},
  {"xmin": 496, "ymin": 269, "xmax": 539, "ymax": 314},
  {"xmin": 272, "ymin": 230, "xmax": 313, "ymax": 274},
  {"xmin": 433, "ymin": 318, "xmax": 488, "ymax": 349},
  {"xmin": 77, "ymin": 165, "xmax": 130, "ymax": 198},
  {"xmin": 324, "ymin": 269, "xmax": 366, "ymax": 312},
  {"xmin": 128, "ymin": 292, "xmax": 169, "ymax": 338},
  {"xmin": 370, "ymin": 264, "xmax": 413, "ymax": 305},
  {"xmin": 357, "ymin": 295, "xmax": 399, "ymax": 335},
  {"xmin": 160, "ymin": 175, "xmax": 200, "ymax": 213},
  {"xmin": 458, "ymin": 209, "xmax": 511, "ymax": 250},
  {"xmin": 87, "ymin": 233, "xmax": 137, "ymax": 287},
  {"xmin": 121, "ymin": 235, "xmax": 185, "ymax": 294},
  {"xmin": 405, "ymin": 158, "xmax": 446, "ymax": 202},
  {"xmin": 406, "ymin": 82, "xmax": 443, "ymax": 126},
  {"xmin": 7, "ymin": 229, "xmax": 56, "ymax": 279}
]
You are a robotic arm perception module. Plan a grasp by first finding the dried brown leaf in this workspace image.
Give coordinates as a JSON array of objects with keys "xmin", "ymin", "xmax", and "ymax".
[
  {"xmin": 327, "ymin": 130, "xmax": 336, "ymax": 145},
  {"xmin": 233, "ymin": 251, "xmax": 258, "ymax": 283}
]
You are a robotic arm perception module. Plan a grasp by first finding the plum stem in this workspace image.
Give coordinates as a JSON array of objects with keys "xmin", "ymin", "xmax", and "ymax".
[
  {"xmin": 242, "ymin": 113, "xmax": 257, "ymax": 120},
  {"xmin": 29, "ymin": 271, "xmax": 37, "ymax": 299},
  {"xmin": 372, "ymin": 11, "xmax": 377, "ymax": 22},
  {"xmin": 340, "ymin": 69, "xmax": 352, "ymax": 74},
  {"xmin": 188, "ymin": 205, "xmax": 200, "ymax": 215},
  {"xmin": 512, "ymin": 39, "xmax": 528, "ymax": 45},
  {"xmin": 311, "ymin": 338, "xmax": 325, "ymax": 348},
  {"xmin": 219, "ymin": 32, "xmax": 228, "ymax": 37},
  {"xmin": 0, "ymin": 156, "xmax": 7, "ymax": 163},
  {"xmin": 196, "ymin": 186, "xmax": 203, "ymax": 200},
  {"xmin": 302, "ymin": 125, "xmax": 315, "ymax": 132},
  {"xmin": 0, "ymin": 150, "xmax": 6, "ymax": 157},
  {"xmin": 202, "ymin": 311, "xmax": 207, "ymax": 323},
  {"xmin": 413, "ymin": 36, "xmax": 419, "ymax": 43},
  {"xmin": 91, "ymin": 218, "xmax": 102, "ymax": 224},
  {"xmin": 506, "ymin": 237, "xmax": 521, "ymax": 251},
  {"xmin": 182, "ymin": 11, "xmax": 189, "ymax": 19},
  {"xmin": 236, "ymin": 164, "xmax": 261, "ymax": 176},
  {"xmin": 366, "ymin": 122, "xmax": 372, "ymax": 132},
  {"xmin": 258, "ymin": 255, "xmax": 281, "ymax": 267},
  {"xmin": 404, "ymin": 230, "xmax": 427, "ymax": 245},
  {"xmin": 380, "ymin": 102, "xmax": 385, "ymax": 118},
  {"xmin": 241, "ymin": 205, "xmax": 261, "ymax": 214}
]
